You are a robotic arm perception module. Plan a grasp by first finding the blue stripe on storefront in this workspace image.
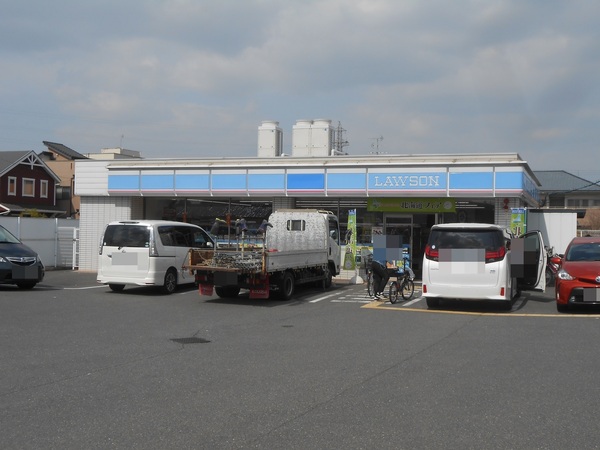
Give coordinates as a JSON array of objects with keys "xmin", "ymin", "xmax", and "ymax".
[
  {"xmin": 108, "ymin": 175, "xmax": 139, "ymax": 190},
  {"xmin": 495, "ymin": 172, "xmax": 522, "ymax": 189},
  {"xmin": 327, "ymin": 173, "xmax": 366, "ymax": 190},
  {"xmin": 449, "ymin": 172, "xmax": 493, "ymax": 189},
  {"xmin": 212, "ymin": 174, "xmax": 246, "ymax": 190},
  {"xmin": 287, "ymin": 173, "xmax": 325, "ymax": 190},
  {"xmin": 106, "ymin": 169, "xmax": 537, "ymax": 198},
  {"xmin": 141, "ymin": 174, "xmax": 173, "ymax": 190},
  {"xmin": 175, "ymin": 174, "xmax": 210, "ymax": 190},
  {"xmin": 248, "ymin": 173, "xmax": 285, "ymax": 190}
]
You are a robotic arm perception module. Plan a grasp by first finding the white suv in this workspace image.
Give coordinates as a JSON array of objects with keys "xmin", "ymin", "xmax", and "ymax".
[{"xmin": 421, "ymin": 223, "xmax": 546, "ymax": 309}]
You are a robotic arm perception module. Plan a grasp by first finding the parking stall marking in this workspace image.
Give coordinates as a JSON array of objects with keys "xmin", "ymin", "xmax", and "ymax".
[
  {"xmin": 331, "ymin": 299, "xmax": 372, "ymax": 304},
  {"xmin": 63, "ymin": 285, "xmax": 107, "ymax": 290},
  {"xmin": 309, "ymin": 292, "xmax": 341, "ymax": 303}
]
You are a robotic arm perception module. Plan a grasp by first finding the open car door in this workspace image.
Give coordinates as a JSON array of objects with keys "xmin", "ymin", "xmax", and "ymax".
[{"xmin": 515, "ymin": 230, "xmax": 547, "ymax": 292}]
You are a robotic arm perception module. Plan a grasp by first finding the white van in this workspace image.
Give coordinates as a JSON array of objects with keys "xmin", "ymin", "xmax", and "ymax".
[
  {"xmin": 97, "ymin": 220, "xmax": 214, "ymax": 294},
  {"xmin": 421, "ymin": 223, "xmax": 546, "ymax": 309}
]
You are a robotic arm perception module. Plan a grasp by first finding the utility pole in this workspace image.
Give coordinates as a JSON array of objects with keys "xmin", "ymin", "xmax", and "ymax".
[{"xmin": 332, "ymin": 121, "xmax": 349, "ymax": 155}]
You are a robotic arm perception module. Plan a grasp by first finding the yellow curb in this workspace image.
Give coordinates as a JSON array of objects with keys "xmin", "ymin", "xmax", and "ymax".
[{"xmin": 361, "ymin": 301, "xmax": 600, "ymax": 318}]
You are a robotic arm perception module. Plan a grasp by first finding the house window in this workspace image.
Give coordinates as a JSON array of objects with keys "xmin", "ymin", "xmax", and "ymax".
[
  {"xmin": 8, "ymin": 177, "xmax": 17, "ymax": 196},
  {"xmin": 40, "ymin": 180, "xmax": 49, "ymax": 198},
  {"xmin": 22, "ymin": 178, "xmax": 35, "ymax": 197}
]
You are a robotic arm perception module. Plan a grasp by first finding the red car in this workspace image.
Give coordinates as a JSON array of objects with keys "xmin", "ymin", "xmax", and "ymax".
[{"xmin": 555, "ymin": 236, "xmax": 600, "ymax": 312}]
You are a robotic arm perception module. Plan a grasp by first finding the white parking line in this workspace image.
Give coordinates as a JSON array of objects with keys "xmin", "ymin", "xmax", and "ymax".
[
  {"xmin": 331, "ymin": 299, "xmax": 371, "ymax": 303},
  {"xmin": 64, "ymin": 285, "xmax": 107, "ymax": 290},
  {"xmin": 309, "ymin": 292, "xmax": 341, "ymax": 303},
  {"xmin": 402, "ymin": 296, "xmax": 423, "ymax": 307}
]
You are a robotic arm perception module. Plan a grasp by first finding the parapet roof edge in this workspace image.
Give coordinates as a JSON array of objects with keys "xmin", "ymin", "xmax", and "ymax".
[
  {"xmin": 93, "ymin": 152, "xmax": 540, "ymax": 185},
  {"xmin": 99, "ymin": 152, "xmax": 526, "ymax": 167}
]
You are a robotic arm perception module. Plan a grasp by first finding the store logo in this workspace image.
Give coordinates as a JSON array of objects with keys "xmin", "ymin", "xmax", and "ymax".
[{"xmin": 373, "ymin": 175, "xmax": 441, "ymax": 188}]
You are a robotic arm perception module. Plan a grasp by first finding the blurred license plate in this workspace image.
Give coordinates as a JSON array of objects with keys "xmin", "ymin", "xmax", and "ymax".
[
  {"xmin": 12, "ymin": 265, "xmax": 38, "ymax": 279},
  {"xmin": 583, "ymin": 288, "xmax": 600, "ymax": 302}
]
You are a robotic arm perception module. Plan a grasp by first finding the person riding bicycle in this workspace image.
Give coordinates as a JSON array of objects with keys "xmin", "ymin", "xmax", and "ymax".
[{"xmin": 371, "ymin": 259, "xmax": 395, "ymax": 299}]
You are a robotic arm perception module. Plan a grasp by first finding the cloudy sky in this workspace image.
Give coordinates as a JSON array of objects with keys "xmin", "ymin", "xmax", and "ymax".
[{"xmin": 1, "ymin": 1, "xmax": 600, "ymax": 180}]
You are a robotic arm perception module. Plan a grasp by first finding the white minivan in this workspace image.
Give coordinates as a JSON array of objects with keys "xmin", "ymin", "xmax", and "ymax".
[
  {"xmin": 97, "ymin": 220, "xmax": 214, "ymax": 294},
  {"xmin": 422, "ymin": 223, "xmax": 546, "ymax": 309}
]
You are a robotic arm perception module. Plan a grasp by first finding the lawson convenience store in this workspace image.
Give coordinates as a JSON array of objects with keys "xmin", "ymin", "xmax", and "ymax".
[{"xmin": 74, "ymin": 152, "xmax": 541, "ymax": 273}]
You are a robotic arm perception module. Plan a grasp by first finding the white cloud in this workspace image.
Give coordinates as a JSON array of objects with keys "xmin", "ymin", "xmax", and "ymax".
[{"xmin": 0, "ymin": 0, "xmax": 599, "ymax": 178}]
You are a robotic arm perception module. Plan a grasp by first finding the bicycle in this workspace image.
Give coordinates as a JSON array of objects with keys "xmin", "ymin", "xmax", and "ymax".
[
  {"xmin": 366, "ymin": 264, "xmax": 375, "ymax": 297},
  {"xmin": 388, "ymin": 258, "xmax": 415, "ymax": 304},
  {"xmin": 365, "ymin": 258, "xmax": 389, "ymax": 298}
]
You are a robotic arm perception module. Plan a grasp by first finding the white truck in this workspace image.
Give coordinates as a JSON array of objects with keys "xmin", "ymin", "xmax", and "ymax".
[{"xmin": 183, "ymin": 209, "xmax": 341, "ymax": 300}]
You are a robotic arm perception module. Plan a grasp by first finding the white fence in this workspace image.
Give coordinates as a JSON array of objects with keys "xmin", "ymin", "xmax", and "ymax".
[
  {"xmin": 577, "ymin": 229, "xmax": 600, "ymax": 237},
  {"xmin": 0, "ymin": 217, "xmax": 79, "ymax": 269}
]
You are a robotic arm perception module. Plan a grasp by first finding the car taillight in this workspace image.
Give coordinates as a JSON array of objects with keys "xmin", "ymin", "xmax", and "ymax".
[
  {"xmin": 424, "ymin": 244, "xmax": 439, "ymax": 261},
  {"xmin": 485, "ymin": 246, "xmax": 506, "ymax": 263},
  {"xmin": 149, "ymin": 229, "xmax": 159, "ymax": 257}
]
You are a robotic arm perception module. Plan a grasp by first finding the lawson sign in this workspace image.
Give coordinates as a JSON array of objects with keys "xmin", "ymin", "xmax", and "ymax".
[{"xmin": 368, "ymin": 172, "xmax": 447, "ymax": 191}]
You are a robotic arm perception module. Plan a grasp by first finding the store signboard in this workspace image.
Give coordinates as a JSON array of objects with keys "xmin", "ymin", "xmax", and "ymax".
[
  {"xmin": 368, "ymin": 172, "xmax": 447, "ymax": 191},
  {"xmin": 368, "ymin": 198, "xmax": 456, "ymax": 213}
]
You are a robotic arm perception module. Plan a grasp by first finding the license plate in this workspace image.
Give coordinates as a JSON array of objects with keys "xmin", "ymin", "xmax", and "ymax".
[
  {"xmin": 12, "ymin": 265, "xmax": 38, "ymax": 280},
  {"xmin": 583, "ymin": 288, "xmax": 600, "ymax": 302}
]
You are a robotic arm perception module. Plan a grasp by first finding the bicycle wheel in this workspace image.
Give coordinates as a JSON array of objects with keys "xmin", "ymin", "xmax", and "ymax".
[
  {"xmin": 367, "ymin": 272, "xmax": 374, "ymax": 297},
  {"xmin": 389, "ymin": 281, "xmax": 399, "ymax": 304},
  {"xmin": 401, "ymin": 279, "xmax": 414, "ymax": 300}
]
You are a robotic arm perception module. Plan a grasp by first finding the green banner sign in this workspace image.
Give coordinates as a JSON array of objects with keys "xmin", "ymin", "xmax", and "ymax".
[
  {"xmin": 367, "ymin": 198, "xmax": 456, "ymax": 213},
  {"xmin": 343, "ymin": 209, "xmax": 357, "ymax": 270},
  {"xmin": 510, "ymin": 208, "xmax": 526, "ymax": 236}
]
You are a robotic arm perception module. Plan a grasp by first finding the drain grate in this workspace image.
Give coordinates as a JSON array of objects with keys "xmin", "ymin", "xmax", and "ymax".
[{"xmin": 170, "ymin": 337, "xmax": 211, "ymax": 345}]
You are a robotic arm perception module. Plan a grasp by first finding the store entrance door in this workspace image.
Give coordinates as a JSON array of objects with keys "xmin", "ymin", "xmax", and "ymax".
[{"xmin": 384, "ymin": 215, "xmax": 413, "ymax": 269}]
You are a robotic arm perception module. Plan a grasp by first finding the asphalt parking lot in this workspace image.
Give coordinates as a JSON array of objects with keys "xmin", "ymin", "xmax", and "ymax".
[
  {"xmin": 4, "ymin": 270, "xmax": 600, "ymax": 449},
  {"xmin": 13, "ymin": 269, "xmax": 600, "ymax": 317}
]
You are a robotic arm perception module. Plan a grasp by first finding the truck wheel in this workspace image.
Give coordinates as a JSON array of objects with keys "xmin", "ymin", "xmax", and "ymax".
[
  {"xmin": 318, "ymin": 267, "xmax": 333, "ymax": 290},
  {"xmin": 161, "ymin": 269, "xmax": 177, "ymax": 294},
  {"xmin": 17, "ymin": 281, "xmax": 37, "ymax": 289},
  {"xmin": 215, "ymin": 286, "xmax": 241, "ymax": 298},
  {"xmin": 324, "ymin": 266, "xmax": 333, "ymax": 289},
  {"xmin": 109, "ymin": 284, "xmax": 125, "ymax": 292},
  {"xmin": 278, "ymin": 272, "xmax": 295, "ymax": 300}
]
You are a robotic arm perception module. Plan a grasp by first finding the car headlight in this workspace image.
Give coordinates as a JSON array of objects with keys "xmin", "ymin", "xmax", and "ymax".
[
  {"xmin": 0, "ymin": 256, "xmax": 7, "ymax": 263},
  {"xmin": 557, "ymin": 268, "xmax": 575, "ymax": 281}
]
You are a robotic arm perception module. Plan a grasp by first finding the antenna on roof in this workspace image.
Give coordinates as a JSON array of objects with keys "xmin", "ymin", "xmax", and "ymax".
[{"xmin": 370, "ymin": 136, "xmax": 384, "ymax": 154}]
